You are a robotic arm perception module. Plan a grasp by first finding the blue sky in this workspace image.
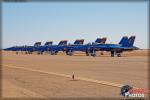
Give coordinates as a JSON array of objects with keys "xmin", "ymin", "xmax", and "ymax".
[{"xmin": 2, "ymin": 2, "xmax": 148, "ymax": 49}]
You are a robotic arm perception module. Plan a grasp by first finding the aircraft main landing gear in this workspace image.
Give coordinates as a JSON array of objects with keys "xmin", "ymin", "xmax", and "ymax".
[
  {"xmin": 91, "ymin": 50, "xmax": 96, "ymax": 57},
  {"xmin": 86, "ymin": 51, "xmax": 91, "ymax": 56},
  {"xmin": 68, "ymin": 51, "xmax": 73, "ymax": 56},
  {"xmin": 50, "ymin": 50, "xmax": 58, "ymax": 55},
  {"xmin": 111, "ymin": 51, "xmax": 121, "ymax": 57}
]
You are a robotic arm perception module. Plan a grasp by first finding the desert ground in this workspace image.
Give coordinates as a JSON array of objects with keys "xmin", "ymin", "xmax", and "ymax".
[{"xmin": 1, "ymin": 50, "xmax": 150, "ymax": 99}]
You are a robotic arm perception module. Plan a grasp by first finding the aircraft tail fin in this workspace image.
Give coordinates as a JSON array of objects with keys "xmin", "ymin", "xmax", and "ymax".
[
  {"xmin": 95, "ymin": 37, "xmax": 107, "ymax": 43},
  {"xmin": 44, "ymin": 41, "xmax": 53, "ymax": 46},
  {"xmin": 101, "ymin": 37, "xmax": 107, "ymax": 43},
  {"xmin": 119, "ymin": 36, "xmax": 136, "ymax": 47},
  {"xmin": 95, "ymin": 38, "xmax": 101, "ymax": 43},
  {"xmin": 119, "ymin": 36, "xmax": 129, "ymax": 47},
  {"xmin": 58, "ymin": 40, "xmax": 67, "ymax": 45},
  {"xmin": 127, "ymin": 36, "xmax": 136, "ymax": 47},
  {"xmin": 34, "ymin": 42, "xmax": 41, "ymax": 47},
  {"xmin": 74, "ymin": 39, "xmax": 84, "ymax": 45}
]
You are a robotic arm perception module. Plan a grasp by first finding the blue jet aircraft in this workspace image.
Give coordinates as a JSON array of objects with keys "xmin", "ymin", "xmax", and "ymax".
[
  {"xmin": 65, "ymin": 38, "xmax": 107, "ymax": 56},
  {"xmin": 87, "ymin": 36, "xmax": 138, "ymax": 57},
  {"xmin": 4, "ymin": 36, "xmax": 138, "ymax": 57},
  {"xmin": 45, "ymin": 40, "xmax": 68, "ymax": 55}
]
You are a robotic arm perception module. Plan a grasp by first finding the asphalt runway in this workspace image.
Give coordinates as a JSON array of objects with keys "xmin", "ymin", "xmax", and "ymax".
[{"xmin": 2, "ymin": 50, "xmax": 149, "ymax": 98}]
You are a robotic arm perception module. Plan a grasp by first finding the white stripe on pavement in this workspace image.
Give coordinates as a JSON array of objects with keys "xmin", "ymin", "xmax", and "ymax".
[{"xmin": 4, "ymin": 64, "xmax": 124, "ymax": 88}]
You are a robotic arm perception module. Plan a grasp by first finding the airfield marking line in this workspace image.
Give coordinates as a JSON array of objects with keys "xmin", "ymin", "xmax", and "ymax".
[{"xmin": 4, "ymin": 64, "xmax": 124, "ymax": 88}]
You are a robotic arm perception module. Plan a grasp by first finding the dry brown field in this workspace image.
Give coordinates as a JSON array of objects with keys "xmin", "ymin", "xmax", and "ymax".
[{"xmin": 1, "ymin": 50, "xmax": 149, "ymax": 99}]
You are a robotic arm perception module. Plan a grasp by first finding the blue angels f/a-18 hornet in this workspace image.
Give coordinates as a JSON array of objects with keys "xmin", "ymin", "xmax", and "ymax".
[
  {"xmin": 18, "ymin": 40, "xmax": 67, "ymax": 55},
  {"xmin": 4, "ymin": 36, "xmax": 139, "ymax": 57},
  {"xmin": 65, "ymin": 37, "xmax": 107, "ymax": 56},
  {"xmin": 4, "ymin": 42, "xmax": 42, "ymax": 54},
  {"xmin": 46, "ymin": 40, "xmax": 68, "ymax": 55},
  {"xmin": 87, "ymin": 36, "xmax": 139, "ymax": 57}
]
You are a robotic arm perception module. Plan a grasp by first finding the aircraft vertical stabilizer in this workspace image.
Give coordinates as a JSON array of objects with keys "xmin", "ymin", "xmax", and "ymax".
[
  {"xmin": 44, "ymin": 41, "xmax": 53, "ymax": 46},
  {"xmin": 34, "ymin": 42, "xmax": 41, "ymax": 47},
  {"xmin": 58, "ymin": 40, "xmax": 67, "ymax": 45},
  {"xmin": 95, "ymin": 37, "xmax": 107, "ymax": 43},
  {"xmin": 74, "ymin": 39, "xmax": 84, "ymax": 45},
  {"xmin": 127, "ymin": 36, "xmax": 136, "ymax": 47},
  {"xmin": 119, "ymin": 36, "xmax": 128, "ymax": 47}
]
